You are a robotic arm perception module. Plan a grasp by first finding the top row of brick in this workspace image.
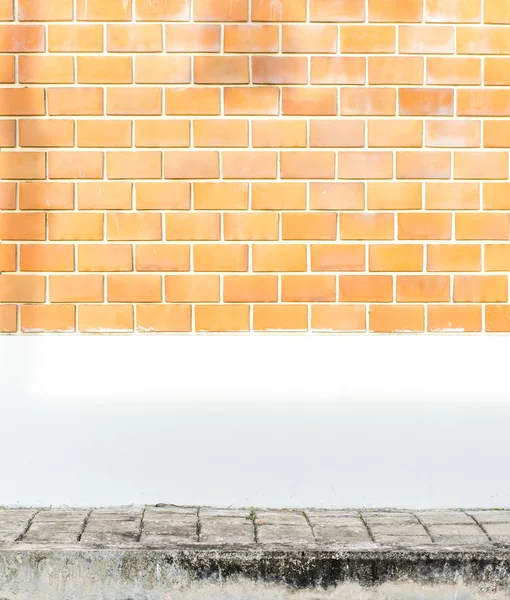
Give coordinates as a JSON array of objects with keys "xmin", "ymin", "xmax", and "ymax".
[{"xmin": 4, "ymin": 0, "xmax": 510, "ymax": 24}]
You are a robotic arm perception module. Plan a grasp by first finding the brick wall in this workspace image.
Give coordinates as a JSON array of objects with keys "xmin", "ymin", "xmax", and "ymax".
[{"xmin": 1, "ymin": 0, "xmax": 510, "ymax": 334}]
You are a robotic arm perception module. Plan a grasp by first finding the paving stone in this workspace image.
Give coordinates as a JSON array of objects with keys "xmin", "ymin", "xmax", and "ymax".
[
  {"xmin": 199, "ymin": 517, "xmax": 255, "ymax": 545},
  {"xmin": 414, "ymin": 511, "xmax": 473, "ymax": 526},
  {"xmin": 312, "ymin": 525, "xmax": 372, "ymax": 545},
  {"xmin": 468, "ymin": 510, "xmax": 510, "ymax": 524},
  {"xmin": 256, "ymin": 510, "xmax": 307, "ymax": 526},
  {"xmin": 484, "ymin": 523, "xmax": 510, "ymax": 543},
  {"xmin": 257, "ymin": 524, "xmax": 315, "ymax": 545},
  {"xmin": 428, "ymin": 524, "xmax": 488, "ymax": 544}
]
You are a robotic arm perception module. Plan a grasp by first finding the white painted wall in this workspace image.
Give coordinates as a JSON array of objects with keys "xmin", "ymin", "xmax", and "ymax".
[{"xmin": 1, "ymin": 335, "xmax": 509, "ymax": 508}]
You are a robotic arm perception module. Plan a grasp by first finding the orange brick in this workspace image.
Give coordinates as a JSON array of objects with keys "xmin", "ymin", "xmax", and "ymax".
[
  {"xmin": 282, "ymin": 25, "xmax": 338, "ymax": 53},
  {"xmin": 310, "ymin": 182, "xmax": 365, "ymax": 210},
  {"xmin": 282, "ymin": 88, "xmax": 337, "ymax": 116},
  {"xmin": 427, "ymin": 57, "xmax": 481, "ymax": 85},
  {"xmin": 0, "ymin": 244, "xmax": 15, "ymax": 271},
  {"xmin": 457, "ymin": 27, "xmax": 510, "ymax": 55},
  {"xmin": 78, "ymin": 182, "xmax": 132, "ymax": 210},
  {"xmin": 458, "ymin": 90, "xmax": 510, "ymax": 117},
  {"xmin": 224, "ymin": 24, "xmax": 277, "ymax": 53},
  {"xmin": 136, "ymin": 182, "xmax": 190, "ymax": 210},
  {"xmin": 19, "ymin": 182, "xmax": 74, "ymax": 210},
  {"xmin": 19, "ymin": 55, "xmax": 74, "ymax": 84},
  {"xmin": 368, "ymin": 0, "xmax": 422, "ymax": 22},
  {"xmin": 338, "ymin": 152, "xmax": 393, "ymax": 180},
  {"xmin": 165, "ymin": 275, "xmax": 219, "ymax": 302},
  {"xmin": 252, "ymin": 0, "xmax": 306, "ymax": 22},
  {"xmin": 396, "ymin": 151, "xmax": 451, "ymax": 179},
  {"xmin": 20, "ymin": 305, "xmax": 75, "ymax": 333},
  {"xmin": 167, "ymin": 24, "xmax": 219, "ymax": 52},
  {"xmin": 78, "ymin": 244, "xmax": 133, "ymax": 272},
  {"xmin": 0, "ymin": 24, "xmax": 44, "ymax": 51},
  {"xmin": 484, "ymin": 183, "xmax": 510, "ymax": 210},
  {"xmin": 135, "ymin": 119, "xmax": 189, "ymax": 147},
  {"xmin": 397, "ymin": 275, "xmax": 450, "ymax": 302},
  {"xmin": 339, "ymin": 275, "xmax": 393, "ymax": 302},
  {"xmin": 49, "ymin": 213, "xmax": 103, "ymax": 241},
  {"xmin": 426, "ymin": 0, "xmax": 481, "ymax": 23},
  {"xmin": 223, "ymin": 275, "xmax": 278, "ymax": 302},
  {"xmin": 399, "ymin": 25, "xmax": 454, "ymax": 54},
  {"xmin": 48, "ymin": 87, "xmax": 103, "ymax": 116},
  {"xmin": 368, "ymin": 56, "xmax": 423, "ymax": 85},
  {"xmin": 107, "ymin": 88, "xmax": 162, "ymax": 115},
  {"xmin": 398, "ymin": 213, "xmax": 452, "ymax": 240},
  {"xmin": 252, "ymin": 244, "xmax": 307, "ymax": 272},
  {"xmin": 426, "ymin": 121, "xmax": 481, "ymax": 148},
  {"xmin": 370, "ymin": 305, "xmax": 425, "ymax": 333},
  {"xmin": 0, "ymin": 0, "xmax": 13, "ymax": 20},
  {"xmin": 194, "ymin": 119, "xmax": 248, "ymax": 148},
  {"xmin": 166, "ymin": 213, "xmax": 220, "ymax": 241},
  {"xmin": 485, "ymin": 0, "xmax": 510, "ymax": 23},
  {"xmin": 280, "ymin": 151, "xmax": 335, "ymax": 179},
  {"xmin": 135, "ymin": 56, "xmax": 190, "ymax": 84},
  {"xmin": 399, "ymin": 88, "xmax": 453, "ymax": 116},
  {"xmin": 0, "ymin": 275, "xmax": 45, "ymax": 303},
  {"xmin": 368, "ymin": 120, "xmax": 423, "ymax": 148},
  {"xmin": 107, "ymin": 24, "xmax": 162, "ymax": 51},
  {"xmin": 107, "ymin": 151, "xmax": 162, "ymax": 180},
  {"xmin": 107, "ymin": 275, "xmax": 162, "ymax": 303},
  {"xmin": 224, "ymin": 87, "xmax": 279, "ymax": 116},
  {"xmin": 78, "ymin": 305, "xmax": 133, "ymax": 332},
  {"xmin": 194, "ymin": 182, "xmax": 248, "ymax": 210},
  {"xmin": 484, "ymin": 121, "xmax": 510, "ymax": 148},
  {"xmin": 310, "ymin": 120, "xmax": 363, "ymax": 148},
  {"xmin": 107, "ymin": 213, "xmax": 161, "ymax": 241},
  {"xmin": 77, "ymin": 120, "xmax": 131, "ymax": 148},
  {"xmin": 48, "ymin": 24, "xmax": 103, "ymax": 52},
  {"xmin": 0, "ymin": 119, "xmax": 14, "ymax": 145},
  {"xmin": 282, "ymin": 213, "xmax": 336, "ymax": 241},
  {"xmin": 252, "ymin": 56, "xmax": 307, "ymax": 84},
  {"xmin": 455, "ymin": 275, "xmax": 508, "ymax": 303},
  {"xmin": 0, "ymin": 305, "xmax": 16, "ymax": 332},
  {"xmin": 341, "ymin": 88, "xmax": 396, "ymax": 116},
  {"xmin": 455, "ymin": 152, "xmax": 508, "ymax": 180},
  {"xmin": 194, "ymin": 244, "xmax": 248, "ymax": 272},
  {"xmin": 252, "ymin": 182, "xmax": 306, "ymax": 210},
  {"xmin": 194, "ymin": 56, "xmax": 248, "ymax": 84},
  {"xmin": 456, "ymin": 214, "xmax": 510, "ymax": 241},
  {"xmin": 428, "ymin": 305, "xmax": 482, "ymax": 333},
  {"xmin": 426, "ymin": 182, "xmax": 480, "ymax": 210},
  {"xmin": 135, "ymin": 0, "xmax": 190, "ymax": 21},
  {"xmin": 0, "ymin": 152, "xmax": 45, "ymax": 180},
  {"xmin": 0, "ymin": 88, "xmax": 44, "ymax": 116},
  {"xmin": 48, "ymin": 151, "xmax": 103, "ymax": 180},
  {"xmin": 370, "ymin": 244, "xmax": 423, "ymax": 272},
  {"xmin": 224, "ymin": 213, "xmax": 278, "ymax": 241},
  {"xmin": 282, "ymin": 275, "xmax": 336, "ymax": 302},
  {"xmin": 254, "ymin": 120, "xmax": 307, "ymax": 148},
  {"xmin": 223, "ymin": 151, "xmax": 277, "ymax": 179},
  {"xmin": 77, "ymin": 0, "xmax": 131, "ymax": 21},
  {"xmin": 19, "ymin": 119, "xmax": 73, "ymax": 148},
  {"xmin": 166, "ymin": 88, "xmax": 220, "ymax": 115},
  {"xmin": 341, "ymin": 214, "xmax": 394, "ymax": 240},
  {"xmin": 49, "ymin": 275, "xmax": 103, "ymax": 303},
  {"xmin": 310, "ymin": 0, "xmax": 365, "ymax": 22},
  {"xmin": 340, "ymin": 25, "xmax": 395, "ymax": 53},
  {"xmin": 195, "ymin": 0, "xmax": 247, "ymax": 21},
  {"xmin": 0, "ymin": 182, "xmax": 16, "ymax": 210},
  {"xmin": 136, "ymin": 305, "xmax": 191, "ymax": 333},
  {"xmin": 310, "ymin": 56, "xmax": 366, "ymax": 85},
  {"xmin": 485, "ymin": 58, "xmax": 510, "ymax": 86},
  {"xmin": 486, "ymin": 245, "xmax": 510, "ymax": 271},
  {"xmin": 427, "ymin": 244, "xmax": 481, "ymax": 272},
  {"xmin": 254, "ymin": 305, "xmax": 308, "ymax": 331},
  {"xmin": 195, "ymin": 305, "xmax": 249, "ymax": 332},
  {"xmin": 312, "ymin": 305, "xmax": 366, "ymax": 332},
  {"xmin": 311, "ymin": 244, "xmax": 365, "ymax": 272},
  {"xmin": 78, "ymin": 56, "xmax": 132, "ymax": 84},
  {"xmin": 0, "ymin": 213, "xmax": 45, "ymax": 240},
  {"xmin": 486, "ymin": 306, "xmax": 510, "ymax": 332},
  {"xmin": 165, "ymin": 151, "xmax": 219, "ymax": 179},
  {"xmin": 135, "ymin": 244, "xmax": 189, "ymax": 272},
  {"xmin": 20, "ymin": 244, "xmax": 74, "ymax": 272}
]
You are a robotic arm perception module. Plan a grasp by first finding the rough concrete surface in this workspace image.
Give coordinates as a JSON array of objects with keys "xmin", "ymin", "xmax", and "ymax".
[{"xmin": 0, "ymin": 506, "xmax": 510, "ymax": 599}]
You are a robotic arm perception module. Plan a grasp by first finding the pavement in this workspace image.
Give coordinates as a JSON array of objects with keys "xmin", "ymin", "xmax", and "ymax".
[{"xmin": 1, "ymin": 505, "xmax": 510, "ymax": 599}]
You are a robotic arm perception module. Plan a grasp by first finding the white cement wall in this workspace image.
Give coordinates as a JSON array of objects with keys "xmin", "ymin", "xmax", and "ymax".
[{"xmin": 0, "ymin": 335, "xmax": 509, "ymax": 508}]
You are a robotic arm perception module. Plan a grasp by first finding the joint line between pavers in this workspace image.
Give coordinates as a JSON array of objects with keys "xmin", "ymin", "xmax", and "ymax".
[
  {"xmin": 137, "ymin": 507, "xmax": 147, "ymax": 543},
  {"xmin": 302, "ymin": 511, "xmax": 316, "ymax": 542},
  {"xmin": 196, "ymin": 507, "xmax": 202, "ymax": 543},
  {"xmin": 15, "ymin": 509, "xmax": 40, "ymax": 543},
  {"xmin": 464, "ymin": 511, "xmax": 493, "ymax": 543},
  {"xmin": 412, "ymin": 512, "xmax": 435, "ymax": 543},
  {"xmin": 77, "ymin": 509, "xmax": 93, "ymax": 543},
  {"xmin": 358, "ymin": 512, "xmax": 376, "ymax": 543}
]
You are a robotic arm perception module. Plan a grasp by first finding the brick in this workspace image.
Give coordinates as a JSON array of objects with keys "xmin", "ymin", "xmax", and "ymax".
[
  {"xmin": 456, "ymin": 214, "xmax": 510, "ymax": 241},
  {"xmin": 370, "ymin": 305, "xmax": 425, "ymax": 333},
  {"xmin": 311, "ymin": 244, "xmax": 365, "ymax": 272},
  {"xmin": 368, "ymin": 120, "xmax": 423, "ymax": 148},
  {"xmin": 252, "ymin": 244, "xmax": 307, "ymax": 272},
  {"xmin": 254, "ymin": 305, "xmax": 308, "ymax": 331},
  {"xmin": 368, "ymin": 0, "xmax": 423, "ymax": 22},
  {"xmin": 312, "ymin": 305, "xmax": 366, "ymax": 332},
  {"xmin": 457, "ymin": 27, "xmax": 510, "ymax": 54},
  {"xmin": 428, "ymin": 305, "xmax": 482, "ymax": 333},
  {"xmin": 0, "ymin": 182, "xmax": 16, "ymax": 210},
  {"xmin": 166, "ymin": 213, "xmax": 220, "ymax": 241},
  {"xmin": 455, "ymin": 152, "xmax": 508, "ymax": 180},
  {"xmin": 224, "ymin": 25, "xmax": 277, "ymax": 53},
  {"xmin": 338, "ymin": 152, "xmax": 393, "ymax": 180},
  {"xmin": 252, "ymin": 182, "xmax": 306, "ymax": 210},
  {"xmin": 0, "ymin": 25, "xmax": 44, "ymax": 51},
  {"xmin": 166, "ymin": 24, "xmax": 219, "ymax": 52},
  {"xmin": 108, "ymin": 275, "xmax": 162, "ymax": 303},
  {"xmin": 341, "ymin": 88, "xmax": 396, "ymax": 116},
  {"xmin": 399, "ymin": 25, "xmax": 454, "ymax": 54},
  {"xmin": 20, "ymin": 305, "xmax": 75, "ymax": 333},
  {"xmin": 78, "ymin": 56, "xmax": 132, "ymax": 84},
  {"xmin": 136, "ymin": 182, "xmax": 190, "ymax": 210},
  {"xmin": 341, "ymin": 214, "xmax": 394, "ymax": 240},
  {"xmin": 195, "ymin": 305, "xmax": 249, "ymax": 332},
  {"xmin": 0, "ymin": 0, "xmax": 13, "ymax": 20},
  {"xmin": 19, "ymin": 55, "xmax": 74, "ymax": 84},
  {"xmin": 454, "ymin": 275, "xmax": 508, "ymax": 303},
  {"xmin": 194, "ymin": 119, "xmax": 248, "ymax": 147},
  {"xmin": 370, "ymin": 244, "xmax": 424, "ymax": 272},
  {"xmin": 135, "ymin": 56, "xmax": 190, "ymax": 84},
  {"xmin": 484, "ymin": 122, "xmax": 510, "ymax": 148},
  {"xmin": 311, "ymin": 57, "xmax": 366, "ymax": 84},
  {"xmin": 282, "ymin": 88, "xmax": 337, "ymax": 116},
  {"xmin": 20, "ymin": 244, "xmax": 74, "ymax": 272},
  {"xmin": 0, "ymin": 275, "xmax": 45, "ymax": 303},
  {"xmin": 310, "ymin": 120, "xmax": 363, "ymax": 148},
  {"xmin": 0, "ymin": 88, "xmax": 44, "ymax": 116},
  {"xmin": 427, "ymin": 57, "xmax": 481, "ymax": 85},
  {"xmin": 107, "ymin": 213, "xmax": 161, "ymax": 241},
  {"xmin": 194, "ymin": 182, "xmax": 248, "ymax": 210},
  {"xmin": 310, "ymin": 182, "xmax": 364, "ymax": 210},
  {"xmin": 135, "ymin": 0, "xmax": 189, "ymax": 21},
  {"xmin": 135, "ymin": 244, "xmax": 189, "ymax": 272},
  {"xmin": 78, "ymin": 121, "xmax": 131, "ymax": 148},
  {"xmin": 195, "ymin": 0, "xmax": 247, "ymax": 21},
  {"xmin": 397, "ymin": 275, "xmax": 450, "ymax": 303},
  {"xmin": 252, "ymin": 0, "xmax": 306, "ymax": 22},
  {"xmin": 194, "ymin": 244, "xmax": 248, "ymax": 272},
  {"xmin": 224, "ymin": 87, "xmax": 279, "ymax": 116},
  {"xmin": 0, "ymin": 245, "xmax": 15, "ymax": 271},
  {"xmin": 194, "ymin": 56, "xmax": 248, "ymax": 84},
  {"xmin": 280, "ymin": 151, "xmax": 335, "ymax": 179},
  {"xmin": 224, "ymin": 213, "xmax": 278, "ymax": 241},
  {"xmin": 78, "ymin": 244, "xmax": 133, "ymax": 272},
  {"xmin": 49, "ymin": 275, "xmax": 103, "ymax": 303},
  {"xmin": 165, "ymin": 151, "xmax": 219, "ymax": 179},
  {"xmin": 107, "ymin": 88, "xmax": 162, "ymax": 115},
  {"xmin": 427, "ymin": 244, "xmax": 481, "ymax": 272},
  {"xmin": 223, "ymin": 275, "xmax": 278, "ymax": 303},
  {"xmin": 339, "ymin": 275, "xmax": 393, "ymax": 302},
  {"xmin": 136, "ymin": 305, "xmax": 191, "ymax": 333},
  {"xmin": 396, "ymin": 152, "xmax": 451, "ymax": 179},
  {"xmin": 48, "ymin": 151, "xmax": 103, "ymax": 180},
  {"xmin": 78, "ymin": 305, "xmax": 133, "ymax": 332},
  {"xmin": 223, "ymin": 151, "xmax": 277, "ymax": 179},
  {"xmin": 48, "ymin": 24, "xmax": 103, "ymax": 52},
  {"xmin": 0, "ymin": 305, "xmax": 16, "ymax": 332},
  {"xmin": 165, "ymin": 275, "xmax": 219, "ymax": 302},
  {"xmin": 252, "ymin": 56, "xmax": 307, "ymax": 84},
  {"xmin": 254, "ymin": 120, "xmax": 307, "ymax": 148},
  {"xmin": 484, "ymin": 183, "xmax": 510, "ymax": 210},
  {"xmin": 486, "ymin": 245, "xmax": 510, "ymax": 271},
  {"xmin": 399, "ymin": 88, "xmax": 453, "ymax": 116},
  {"xmin": 485, "ymin": 59, "xmax": 510, "ymax": 86},
  {"xmin": 486, "ymin": 306, "xmax": 510, "ymax": 332},
  {"xmin": 399, "ymin": 213, "xmax": 452, "ymax": 240},
  {"xmin": 77, "ymin": 0, "xmax": 132, "ymax": 21},
  {"xmin": 282, "ymin": 275, "xmax": 336, "ymax": 302},
  {"xmin": 107, "ymin": 24, "xmax": 162, "ymax": 52},
  {"xmin": 20, "ymin": 119, "xmax": 74, "ymax": 148},
  {"xmin": 426, "ymin": 0, "xmax": 481, "ymax": 23},
  {"xmin": 48, "ymin": 87, "xmax": 103, "ymax": 116},
  {"xmin": 282, "ymin": 213, "xmax": 336, "ymax": 241},
  {"xmin": 0, "ymin": 152, "xmax": 45, "ymax": 179},
  {"xmin": 310, "ymin": 0, "xmax": 365, "ymax": 22},
  {"xmin": 341, "ymin": 25, "xmax": 395, "ymax": 53},
  {"xmin": 426, "ymin": 121, "xmax": 481, "ymax": 148},
  {"xmin": 135, "ymin": 120, "xmax": 189, "ymax": 148},
  {"xmin": 0, "ymin": 119, "xmax": 14, "ymax": 145},
  {"xmin": 19, "ymin": 182, "xmax": 74, "ymax": 210},
  {"xmin": 107, "ymin": 151, "xmax": 162, "ymax": 180},
  {"xmin": 282, "ymin": 25, "xmax": 338, "ymax": 53},
  {"xmin": 485, "ymin": 0, "xmax": 510, "ymax": 23},
  {"xmin": 78, "ymin": 182, "xmax": 132, "ymax": 210},
  {"xmin": 369, "ymin": 56, "xmax": 423, "ymax": 85},
  {"xmin": 0, "ymin": 213, "xmax": 45, "ymax": 240},
  {"xmin": 426, "ymin": 182, "xmax": 480, "ymax": 210},
  {"xmin": 166, "ymin": 88, "xmax": 220, "ymax": 115},
  {"xmin": 458, "ymin": 90, "xmax": 510, "ymax": 117},
  {"xmin": 49, "ymin": 213, "xmax": 103, "ymax": 241}
]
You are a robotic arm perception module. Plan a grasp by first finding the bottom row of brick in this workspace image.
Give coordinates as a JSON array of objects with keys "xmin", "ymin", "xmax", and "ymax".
[{"xmin": 0, "ymin": 303, "xmax": 509, "ymax": 333}]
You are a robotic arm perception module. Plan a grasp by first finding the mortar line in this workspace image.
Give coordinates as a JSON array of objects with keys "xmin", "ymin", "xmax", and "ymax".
[
  {"xmin": 16, "ymin": 509, "xmax": 39, "ymax": 542},
  {"xmin": 464, "ymin": 511, "xmax": 493, "ymax": 543},
  {"xmin": 137, "ymin": 507, "xmax": 147, "ymax": 543},
  {"xmin": 411, "ymin": 512, "xmax": 435, "ymax": 543},
  {"xmin": 196, "ymin": 506, "xmax": 202, "ymax": 542},
  {"xmin": 302, "ymin": 510, "xmax": 316, "ymax": 542},
  {"xmin": 358, "ymin": 511, "xmax": 375, "ymax": 543},
  {"xmin": 77, "ymin": 509, "xmax": 93, "ymax": 542}
]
